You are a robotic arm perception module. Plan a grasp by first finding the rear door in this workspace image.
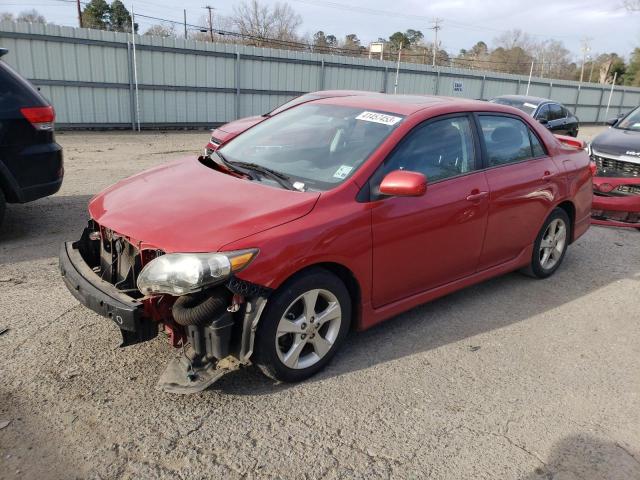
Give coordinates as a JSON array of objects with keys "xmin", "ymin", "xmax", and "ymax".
[
  {"xmin": 370, "ymin": 114, "xmax": 489, "ymax": 307},
  {"xmin": 475, "ymin": 114, "xmax": 561, "ymax": 270}
]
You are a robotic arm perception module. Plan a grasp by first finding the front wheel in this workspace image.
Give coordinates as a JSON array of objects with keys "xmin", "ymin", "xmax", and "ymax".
[
  {"xmin": 254, "ymin": 268, "xmax": 351, "ymax": 382},
  {"xmin": 522, "ymin": 208, "xmax": 570, "ymax": 278}
]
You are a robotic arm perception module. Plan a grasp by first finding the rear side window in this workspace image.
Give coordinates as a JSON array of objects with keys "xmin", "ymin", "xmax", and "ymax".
[
  {"xmin": 0, "ymin": 61, "xmax": 46, "ymax": 113},
  {"xmin": 479, "ymin": 115, "xmax": 545, "ymax": 166},
  {"xmin": 381, "ymin": 116, "xmax": 476, "ymax": 182},
  {"xmin": 549, "ymin": 104, "xmax": 564, "ymax": 120},
  {"xmin": 536, "ymin": 104, "xmax": 550, "ymax": 121}
]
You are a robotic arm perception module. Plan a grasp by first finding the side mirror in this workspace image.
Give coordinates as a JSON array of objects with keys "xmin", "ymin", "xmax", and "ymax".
[
  {"xmin": 379, "ymin": 170, "xmax": 427, "ymax": 197},
  {"xmin": 606, "ymin": 117, "xmax": 618, "ymax": 127},
  {"xmin": 538, "ymin": 118, "xmax": 549, "ymax": 125}
]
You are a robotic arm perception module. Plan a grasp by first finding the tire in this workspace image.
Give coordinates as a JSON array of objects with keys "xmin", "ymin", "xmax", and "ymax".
[
  {"xmin": 253, "ymin": 268, "xmax": 351, "ymax": 382},
  {"xmin": 522, "ymin": 208, "xmax": 571, "ymax": 279},
  {"xmin": 0, "ymin": 189, "xmax": 5, "ymax": 228}
]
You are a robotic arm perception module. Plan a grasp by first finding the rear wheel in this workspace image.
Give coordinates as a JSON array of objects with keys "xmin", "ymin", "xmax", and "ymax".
[
  {"xmin": 522, "ymin": 208, "xmax": 570, "ymax": 278},
  {"xmin": 254, "ymin": 268, "xmax": 351, "ymax": 382}
]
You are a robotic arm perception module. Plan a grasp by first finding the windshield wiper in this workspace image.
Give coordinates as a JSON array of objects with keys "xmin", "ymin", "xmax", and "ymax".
[
  {"xmin": 211, "ymin": 151, "xmax": 256, "ymax": 179},
  {"xmin": 228, "ymin": 161, "xmax": 299, "ymax": 191}
]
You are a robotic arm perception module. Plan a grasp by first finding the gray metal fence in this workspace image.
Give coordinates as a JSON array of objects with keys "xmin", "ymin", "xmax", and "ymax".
[{"xmin": 1, "ymin": 21, "xmax": 639, "ymax": 129}]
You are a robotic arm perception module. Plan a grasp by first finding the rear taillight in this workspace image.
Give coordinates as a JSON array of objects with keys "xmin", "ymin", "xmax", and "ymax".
[
  {"xmin": 589, "ymin": 161, "xmax": 597, "ymax": 177},
  {"xmin": 20, "ymin": 106, "xmax": 55, "ymax": 131}
]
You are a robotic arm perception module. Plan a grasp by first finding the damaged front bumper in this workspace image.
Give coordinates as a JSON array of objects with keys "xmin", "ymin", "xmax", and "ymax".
[
  {"xmin": 59, "ymin": 224, "xmax": 272, "ymax": 393},
  {"xmin": 592, "ymin": 177, "xmax": 640, "ymax": 228},
  {"xmin": 59, "ymin": 241, "xmax": 158, "ymax": 346}
]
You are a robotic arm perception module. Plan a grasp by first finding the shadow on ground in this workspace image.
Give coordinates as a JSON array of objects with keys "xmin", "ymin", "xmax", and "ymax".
[{"xmin": 521, "ymin": 434, "xmax": 640, "ymax": 480}]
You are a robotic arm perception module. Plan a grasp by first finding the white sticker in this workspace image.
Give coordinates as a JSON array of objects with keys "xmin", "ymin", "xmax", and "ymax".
[
  {"xmin": 293, "ymin": 181, "xmax": 306, "ymax": 191},
  {"xmin": 333, "ymin": 165, "xmax": 353, "ymax": 179},
  {"xmin": 523, "ymin": 102, "xmax": 538, "ymax": 109},
  {"xmin": 356, "ymin": 111, "xmax": 402, "ymax": 126}
]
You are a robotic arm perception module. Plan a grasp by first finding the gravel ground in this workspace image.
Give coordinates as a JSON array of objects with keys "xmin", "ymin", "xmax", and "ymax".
[{"xmin": 1, "ymin": 126, "xmax": 639, "ymax": 480}]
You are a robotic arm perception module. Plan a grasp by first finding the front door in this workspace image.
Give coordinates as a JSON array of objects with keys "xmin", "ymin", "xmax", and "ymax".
[{"xmin": 370, "ymin": 115, "xmax": 489, "ymax": 308}]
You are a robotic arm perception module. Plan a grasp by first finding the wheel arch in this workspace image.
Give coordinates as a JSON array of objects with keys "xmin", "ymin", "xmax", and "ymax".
[
  {"xmin": 555, "ymin": 200, "xmax": 576, "ymax": 243},
  {"xmin": 270, "ymin": 261, "xmax": 363, "ymax": 331}
]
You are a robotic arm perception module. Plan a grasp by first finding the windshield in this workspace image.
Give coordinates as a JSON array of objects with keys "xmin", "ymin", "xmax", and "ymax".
[
  {"xmin": 219, "ymin": 103, "xmax": 404, "ymax": 190},
  {"xmin": 490, "ymin": 97, "xmax": 538, "ymax": 116},
  {"xmin": 616, "ymin": 106, "xmax": 640, "ymax": 132}
]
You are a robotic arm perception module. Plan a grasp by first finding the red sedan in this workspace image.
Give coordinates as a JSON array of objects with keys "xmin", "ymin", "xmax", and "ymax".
[{"xmin": 60, "ymin": 93, "xmax": 592, "ymax": 391}]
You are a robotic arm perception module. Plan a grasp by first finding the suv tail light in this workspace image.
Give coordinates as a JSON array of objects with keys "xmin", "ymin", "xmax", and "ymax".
[{"xmin": 20, "ymin": 106, "xmax": 55, "ymax": 131}]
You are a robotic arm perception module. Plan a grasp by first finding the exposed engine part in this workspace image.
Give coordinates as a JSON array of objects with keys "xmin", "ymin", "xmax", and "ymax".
[{"xmin": 171, "ymin": 287, "xmax": 229, "ymax": 326}]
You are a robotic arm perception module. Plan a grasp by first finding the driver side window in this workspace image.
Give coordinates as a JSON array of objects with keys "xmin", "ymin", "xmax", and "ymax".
[{"xmin": 380, "ymin": 116, "xmax": 477, "ymax": 183}]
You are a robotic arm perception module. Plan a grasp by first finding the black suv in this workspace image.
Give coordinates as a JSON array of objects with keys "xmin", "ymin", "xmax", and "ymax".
[
  {"xmin": 0, "ymin": 48, "xmax": 63, "ymax": 226},
  {"xmin": 490, "ymin": 95, "xmax": 580, "ymax": 137}
]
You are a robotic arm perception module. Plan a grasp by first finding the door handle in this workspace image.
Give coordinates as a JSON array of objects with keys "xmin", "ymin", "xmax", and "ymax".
[
  {"xmin": 542, "ymin": 171, "xmax": 553, "ymax": 181},
  {"xmin": 466, "ymin": 191, "xmax": 488, "ymax": 202}
]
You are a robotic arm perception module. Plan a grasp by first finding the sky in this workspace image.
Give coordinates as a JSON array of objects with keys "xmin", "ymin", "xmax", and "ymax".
[{"xmin": 2, "ymin": 0, "xmax": 639, "ymax": 60}]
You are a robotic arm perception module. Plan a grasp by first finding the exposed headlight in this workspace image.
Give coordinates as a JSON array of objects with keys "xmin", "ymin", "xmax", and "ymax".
[{"xmin": 137, "ymin": 249, "xmax": 258, "ymax": 296}]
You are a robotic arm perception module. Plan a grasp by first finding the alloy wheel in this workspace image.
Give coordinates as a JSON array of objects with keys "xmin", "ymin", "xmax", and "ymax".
[
  {"xmin": 539, "ymin": 218, "xmax": 567, "ymax": 270},
  {"xmin": 275, "ymin": 289, "xmax": 342, "ymax": 370}
]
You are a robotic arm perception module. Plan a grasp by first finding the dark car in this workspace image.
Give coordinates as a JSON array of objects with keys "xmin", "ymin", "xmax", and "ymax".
[
  {"xmin": 589, "ymin": 106, "xmax": 640, "ymax": 228},
  {"xmin": 0, "ymin": 48, "xmax": 63, "ymax": 226},
  {"xmin": 490, "ymin": 95, "xmax": 579, "ymax": 137},
  {"xmin": 60, "ymin": 93, "xmax": 592, "ymax": 391}
]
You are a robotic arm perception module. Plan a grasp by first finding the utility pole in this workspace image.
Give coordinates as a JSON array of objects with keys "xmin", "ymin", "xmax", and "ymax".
[
  {"xmin": 76, "ymin": 0, "xmax": 83, "ymax": 28},
  {"xmin": 579, "ymin": 37, "xmax": 591, "ymax": 84},
  {"xmin": 394, "ymin": 42, "xmax": 403, "ymax": 94},
  {"xmin": 430, "ymin": 18, "xmax": 442, "ymax": 67},
  {"xmin": 183, "ymin": 9, "xmax": 188, "ymax": 39},
  {"xmin": 204, "ymin": 5, "xmax": 214, "ymax": 41},
  {"xmin": 526, "ymin": 59, "xmax": 534, "ymax": 96}
]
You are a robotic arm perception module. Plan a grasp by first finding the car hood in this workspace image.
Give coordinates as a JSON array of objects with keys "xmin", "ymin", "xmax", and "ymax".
[
  {"xmin": 591, "ymin": 127, "xmax": 640, "ymax": 158},
  {"xmin": 216, "ymin": 115, "xmax": 267, "ymax": 137},
  {"xmin": 88, "ymin": 157, "xmax": 320, "ymax": 252}
]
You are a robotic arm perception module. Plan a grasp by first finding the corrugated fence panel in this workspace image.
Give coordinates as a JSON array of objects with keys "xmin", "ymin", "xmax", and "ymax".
[
  {"xmin": 1, "ymin": 21, "xmax": 639, "ymax": 128},
  {"xmin": 483, "ymin": 79, "xmax": 518, "ymax": 99}
]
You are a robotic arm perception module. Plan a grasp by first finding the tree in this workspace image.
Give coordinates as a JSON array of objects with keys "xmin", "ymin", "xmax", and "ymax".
[
  {"xmin": 145, "ymin": 24, "xmax": 175, "ymax": 38},
  {"xmin": 494, "ymin": 29, "xmax": 533, "ymax": 51},
  {"xmin": 232, "ymin": 0, "xmax": 301, "ymax": 47},
  {"xmin": 388, "ymin": 32, "xmax": 410, "ymax": 51},
  {"xmin": 405, "ymin": 29, "xmax": 424, "ymax": 46},
  {"xmin": 109, "ymin": 0, "xmax": 133, "ymax": 33},
  {"xmin": 597, "ymin": 53, "xmax": 626, "ymax": 84},
  {"xmin": 342, "ymin": 34, "xmax": 361, "ymax": 51},
  {"xmin": 81, "ymin": 0, "xmax": 136, "ymax": 32},
  {"xmin": 623, "ymin": 48, "xmax": 640, "ymax": 86},
  {"xmin": 82, "ymin": 0, "xmax": 110, "ymax": 30},
  {"xmin": 313, "ymin": 31, "xmax": 331, "ymax": 53},
  {"xmin": 0, "ymin": 12, "xmax": 14, "ymax": 22},
  {"xmin": 17, "ymin": 9, "xmax": 46, "ymax": 23}
]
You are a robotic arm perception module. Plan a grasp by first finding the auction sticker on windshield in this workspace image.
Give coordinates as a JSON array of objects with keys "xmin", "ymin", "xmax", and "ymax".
[
  {"xmin": 333, "ymin": 165, "xmax": 353, "ymax": 179},
  {"xmin": 356, "ymin": 111, "xmax": 402, "ymax": 126}
]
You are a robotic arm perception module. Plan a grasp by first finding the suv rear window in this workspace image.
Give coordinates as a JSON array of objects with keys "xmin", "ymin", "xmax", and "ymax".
[{"xmin": 0, "ymin": 61, "xmax": 47, "ymax": 113}]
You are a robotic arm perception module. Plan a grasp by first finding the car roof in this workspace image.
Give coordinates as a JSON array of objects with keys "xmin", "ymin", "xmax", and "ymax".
[
  {"xmin": 311, "ymin": 91, "xmax": 486, "ymax": 115},
  {"xmin": 493, "ymin": 94, "xmax": 557, "ymax": 106}
]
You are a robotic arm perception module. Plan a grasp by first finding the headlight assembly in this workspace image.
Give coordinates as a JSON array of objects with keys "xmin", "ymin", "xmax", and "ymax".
[{"xmin": 137, "ymin": 249, "xmax": 258, "ymax": 296}]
